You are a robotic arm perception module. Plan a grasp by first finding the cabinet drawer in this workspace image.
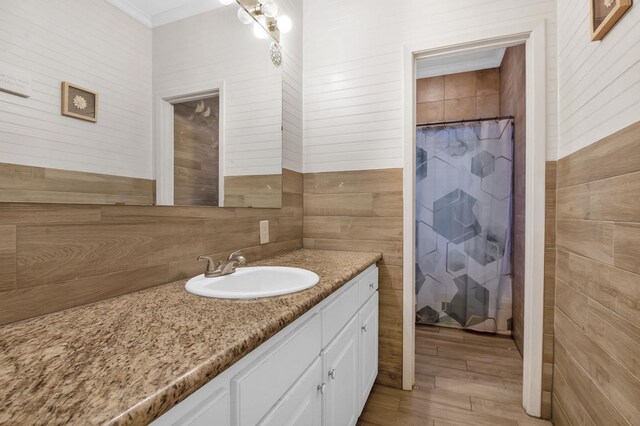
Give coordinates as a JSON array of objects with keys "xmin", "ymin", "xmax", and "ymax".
[
  {"xmin": 358, "ymin": 267, "xmax": 378, "ymax": 307},
  {"xmin": 232, "ymin": 314, "xmax": 321, "ymax": 426},
  {"xmin": 321, "ymin": 281, "xmax": 359, "ymax": 347}
]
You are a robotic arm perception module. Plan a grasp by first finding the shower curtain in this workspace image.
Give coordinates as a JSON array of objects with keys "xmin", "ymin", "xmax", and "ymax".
[{"xmin": 415, "ymin": 119, "xmax": 513, "ymax": 334}]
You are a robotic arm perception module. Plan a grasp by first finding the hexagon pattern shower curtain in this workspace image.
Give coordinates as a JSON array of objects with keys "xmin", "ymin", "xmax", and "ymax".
[{"xmin": 415, "ymin": 119, "xmax": 513, "ymax": 334}]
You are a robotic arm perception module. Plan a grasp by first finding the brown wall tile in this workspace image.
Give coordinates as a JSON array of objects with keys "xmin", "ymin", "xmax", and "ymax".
[
  {"xmin": 444, "ymin": 97, "xmax": 476, "ymax": 121},
  {"xmin": 0, "ymin": 170, "xmax": 304, "ymax": 325},
  {"xmin": 444, "ymin": 71, "xmax": 477, "ymax": 100},
  {"xmin": 557, "ymin": 121, "xmax": 640, "ymax": 188},
  {"xmin": 417, "ymin": 76, "xmax": 444, "ymax": 103},
  {"xmin": 416, "ymin": 101, "xmax": 444, "ymax": 124},
  {"xmin": 0, "ymin": 225, "xmax": 16, "ymax": 292},
  {"xmin": 476, "ymin": 68, "xmax": 500, "ymax": 95},
  {"xmin": 476, "ymin": 94, "xmax": 499, "ymax": 118},
  {"xmin": 303, "ymin": 168, "xmax": 403, "ymax": 388},
  {"xmin": 554, "ymin": 120, "xmax": 640, "ymax": 426},
  {"xmin": 614, "ymin": 223, "xmax": 640, "ymax": 275}
]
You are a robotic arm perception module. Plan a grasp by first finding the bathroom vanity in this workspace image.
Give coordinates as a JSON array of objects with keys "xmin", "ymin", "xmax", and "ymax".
[
  {"xmin": 154, "ymin": 264, "xmax": 379, "ymax": 426},
  {"xmin": 0, "ymin": 250, "xmax": 380, "ymax": 425}
]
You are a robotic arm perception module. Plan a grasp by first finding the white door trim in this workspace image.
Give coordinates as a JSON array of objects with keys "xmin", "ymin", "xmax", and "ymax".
[
  {"xmin": 401, "ymin": 20, "xmax": 547, "ymax": 417},
  {"xmin": 154, "ymin": 81, "xmax": 226, "ymax": 206}
]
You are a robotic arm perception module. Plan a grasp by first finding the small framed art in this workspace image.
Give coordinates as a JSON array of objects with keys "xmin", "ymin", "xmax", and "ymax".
[
  {"xmin": 61, "ymin": 82, "xmax": 98, "ymax": 122},
  {"xmin": 591, "ymin": 0, "xmax": 632, "ymax": 41}
]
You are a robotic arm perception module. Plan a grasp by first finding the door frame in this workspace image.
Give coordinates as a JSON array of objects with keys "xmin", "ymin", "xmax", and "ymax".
[
  {"xmin": 155, "ymin": 81, "xmax": 226, "ymax": 206},
  {"xmin": 401, "ymin": 20, "xmax": 548, "ymax": 416}
]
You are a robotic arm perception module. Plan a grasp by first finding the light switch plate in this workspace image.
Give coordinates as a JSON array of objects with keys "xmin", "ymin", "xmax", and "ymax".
[{"xmin": 259, "ymin": 220, "xmax": 269, "ymax": 244}]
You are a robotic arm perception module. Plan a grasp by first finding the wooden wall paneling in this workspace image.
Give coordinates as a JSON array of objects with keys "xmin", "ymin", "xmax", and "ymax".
[
  {"xmin": 0, "ymin": 225, "xmax": 16, "ymax": 292},
  {"xmin": 224, "ymin": 174, "xmax": 283, "ymax": 208},
  {"xmin": 303, "ymin": 168, "xmax": 403, "ymax": 388},
  {"xmin": 0, "ymin": 170, "xmax": 303, "ymax": 326},
  {"xmin": 554, "ymin": 121, "xmax": 640, "ymax": 426},
  {"xmin": 557, "ymin": 121, "xmax": 640, "ymax": 188},
  {"xmin": 556, "ymin": 220, "xmax": 613, "ymax": 264},
  {"xmin": 173, "ymin": 96, "xmax": 220, "ymax": 207},
  {"xmin": 0, "ymin": 163, "xmax": 155, "ymax": 205},
  {"xmin": 557, "ymin": 172, "xmax": 640, "ymax": 222},
  {"xmin": 613, "ymin": 223, "xmax": 640, "ymax": 275},
  {"xmin": 555, "ymin": 309, "xmax": 640, "ymax": 423}
]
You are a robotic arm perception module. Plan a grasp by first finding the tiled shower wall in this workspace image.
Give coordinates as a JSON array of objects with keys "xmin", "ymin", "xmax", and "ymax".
[
  {"xmin": 416, "ymin": 69, "xmax": 500, "ymax": 124},
  {"xmin": 553, "ymin": 121, "xmax": 640, "ymax": 425}
]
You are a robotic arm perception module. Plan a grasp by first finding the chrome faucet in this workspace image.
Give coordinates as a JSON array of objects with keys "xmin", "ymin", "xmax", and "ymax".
[{"xmin": 198, "ymin": 250, "xmax": 246, "ymax": 278}]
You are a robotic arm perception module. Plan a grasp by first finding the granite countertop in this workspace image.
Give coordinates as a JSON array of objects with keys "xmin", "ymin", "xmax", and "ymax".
[{"xmin": 0, "ymin": 249, "xmax": 381, "ymax": 425}]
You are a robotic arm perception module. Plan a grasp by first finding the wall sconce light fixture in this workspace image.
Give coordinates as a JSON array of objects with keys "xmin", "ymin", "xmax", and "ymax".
[
  {"xmin": 218, "ymin": 0, "xmax": 292, "ymax": 43},
  {"xmin": 219, "ymin": 0, "xmax": 291, "ymax": 67}
]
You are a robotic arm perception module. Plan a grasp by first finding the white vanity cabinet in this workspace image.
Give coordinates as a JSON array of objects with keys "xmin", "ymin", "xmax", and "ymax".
[{"xmin": 153, "ymin": 265, "xmax": 378, "ymax": 426}]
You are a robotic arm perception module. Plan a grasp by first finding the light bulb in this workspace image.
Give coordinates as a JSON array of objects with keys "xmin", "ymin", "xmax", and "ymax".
[
  {"xmin": 253, "ymin": 19, "xmax": 268, "ymax": 39},
  {"xmin": 237, "ymin": 7, "xmax": 253, "ymax": 24},
  {"xmin": 261, "ymin": 1, "xmax": 278, "ymax": 18},
  {"xmin": 218, "ymin": 0, "xmax": 235, "ymax": 5},
  {"xmin": 277, "ymin": 15, "xmax": 292, "ymax": 33}
]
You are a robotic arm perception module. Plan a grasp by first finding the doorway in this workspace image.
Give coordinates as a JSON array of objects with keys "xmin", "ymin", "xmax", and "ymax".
[
  {"xmin": 173, "ymin": 95, "xmax": 221, "ymax": 206},
  {"xmin": 155, "ymin": 83, "xmax": 225, "ymax": 206},
  {"xmin": 402, "ymin": 22, "xmax": 548, "ymax": 417}
]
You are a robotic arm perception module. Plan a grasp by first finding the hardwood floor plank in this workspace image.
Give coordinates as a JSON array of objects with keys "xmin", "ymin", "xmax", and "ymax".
[
  {"xmin": 360, "ymin": 328, "xmax": 550, "ymax": 425},
  {"xmin": 470, "ymin": 398, "xmax": 549, "ymax": 424}
]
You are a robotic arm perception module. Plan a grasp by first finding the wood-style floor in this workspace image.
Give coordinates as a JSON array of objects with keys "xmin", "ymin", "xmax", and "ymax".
[{"xmin": 358, "ymin": 325, "xmax": 552, "ymax": 426}]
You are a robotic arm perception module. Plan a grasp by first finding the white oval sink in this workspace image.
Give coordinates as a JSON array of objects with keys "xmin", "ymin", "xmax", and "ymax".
[{"xmin": 185, "ymin": 266, "xmax": 320, "ymax": 299}]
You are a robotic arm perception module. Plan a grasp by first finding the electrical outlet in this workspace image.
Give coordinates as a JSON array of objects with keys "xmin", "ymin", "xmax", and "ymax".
[{"xmin": 259, "ymin": 220, "xmax": 269, "ymax": 244}]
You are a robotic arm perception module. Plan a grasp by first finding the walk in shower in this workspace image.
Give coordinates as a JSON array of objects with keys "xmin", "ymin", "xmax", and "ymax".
[{"xmin": 415, "ymin": 117, "xmax": 514, "ymax": 334}]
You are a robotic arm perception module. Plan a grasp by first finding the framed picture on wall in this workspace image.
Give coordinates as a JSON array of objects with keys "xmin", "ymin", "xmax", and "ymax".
[
  {"xmin": 591, "ymin": 0, "xmax": 632, "ymax": 41},
  {"xmin": 61, "ymin": 82, "xmax": 98, "ymax": 122}
]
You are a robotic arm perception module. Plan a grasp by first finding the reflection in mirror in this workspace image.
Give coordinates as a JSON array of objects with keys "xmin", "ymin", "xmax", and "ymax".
[
  {"xmin": 173, "ymin": 95, "xmax": 221, "ymax": 206},
  {"xmin": 0, "ymin": 0, "xmax": 290, "ymax": 208}
]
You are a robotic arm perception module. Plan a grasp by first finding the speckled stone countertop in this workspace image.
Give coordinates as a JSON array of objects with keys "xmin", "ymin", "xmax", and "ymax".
[{"xmin": 0, "ymin": 249, "xmax": 381, "ymax": 425}]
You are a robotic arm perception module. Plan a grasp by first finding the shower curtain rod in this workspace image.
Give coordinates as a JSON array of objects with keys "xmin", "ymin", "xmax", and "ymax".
[{"xmin": 416, "ymin": 115, "xmax": 514, "ymax": 128}]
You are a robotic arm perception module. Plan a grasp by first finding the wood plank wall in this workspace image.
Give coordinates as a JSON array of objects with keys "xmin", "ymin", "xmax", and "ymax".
[
  {"xmin": 0, "ymin": 162, "xmax": 155, "ymax": 205},
  {"xmin": 302, "ymin": 168, "xmax": 404, "ymax": 388},
  {"xmin": 224, "ymin": 174, "xmax": 283, "ymax": 208},
  {"xmin": 0, "ymin": 169, "xmax": 302, "ymax": 326},
  {"xmin": 542, "ymin": 161, "xmax": 556, "ymax": 419},
  {"xmin": 173, "ymin": 97, "xmax": 220, "ymax": 206},
  {"xmin": 553, "ymin": 121, "xmax": 640, "ymax": 426}
]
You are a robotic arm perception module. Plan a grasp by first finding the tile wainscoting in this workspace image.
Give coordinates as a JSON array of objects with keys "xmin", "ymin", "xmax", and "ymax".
[
  {"xmin": 553, "ymin": 121, "xmax": 640, "ymax": 425},
  {"xmin": 0, "ymin": 169, "xmax": 303, "ymax": 325},
  {"xmin": 303, "ymin": 168, "xmax": 404, "ymax": 388}
]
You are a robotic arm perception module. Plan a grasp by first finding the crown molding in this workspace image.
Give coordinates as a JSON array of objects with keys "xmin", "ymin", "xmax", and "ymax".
[
  {"xmin": 104, "ymin": 0, "xmax": 227, "ymax": 28},
  {"xmin": 103, "ymin": 0, "xmax": 152, "ymax": 27}
]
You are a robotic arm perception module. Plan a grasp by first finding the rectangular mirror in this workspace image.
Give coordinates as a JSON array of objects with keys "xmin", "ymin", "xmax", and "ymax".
[{"xmin": 0, "ymin": 0, "xmax": 287, "ymax": 208}]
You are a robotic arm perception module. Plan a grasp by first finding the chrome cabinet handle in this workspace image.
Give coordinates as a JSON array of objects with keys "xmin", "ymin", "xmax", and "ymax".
[
  {"xmin": 328, "ymin": 369, "xmax": 336, "ymax": 380},
  {"xmin": 362, "ymin": 324, "xmax": 368, "ymax": 332},
  {"xmin": 318, "ymin": 383, "xmax": 326, "ymax": 394},
  {"xmin": 369, "ymin": 282, "xmax": 375, "ymax": 290}
]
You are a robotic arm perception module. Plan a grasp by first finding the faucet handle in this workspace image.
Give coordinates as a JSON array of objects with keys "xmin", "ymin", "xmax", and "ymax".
[
  {"xmin": 228, "ymin": 250, "xmax": 242, "ymax": 260},
  {"xmin": 228, "ymin": 250, "xmax": 247, "ymax": 267},
  {"xmin": 197, "ymin": 256, "xmax": 218, "ymax": 273}
]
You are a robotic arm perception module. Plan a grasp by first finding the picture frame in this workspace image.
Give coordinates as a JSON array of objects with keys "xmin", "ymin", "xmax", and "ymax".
[
  {"xmin": 61, "ymin": 82, "xmax": 98, "ymax": 122},
  {"xmin": 591, "ymin": 0, "xmax": 632, "ymax": 41}
]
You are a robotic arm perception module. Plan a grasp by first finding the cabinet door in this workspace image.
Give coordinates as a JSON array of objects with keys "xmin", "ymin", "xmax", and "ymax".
[
  {"xmin": 323, "ymin": 315, "xmax": 359, "ymax": 426},
  {"xmin": 259, "ymin": 358, "xmax": 322, "ymax": 426},
  {"xmin": 358, "ymin": 292, "xmax": 379, "ymax": 413},
  {"xmin": 151, "ymin": 383, "xmax": 230, "ymax": 426}
]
